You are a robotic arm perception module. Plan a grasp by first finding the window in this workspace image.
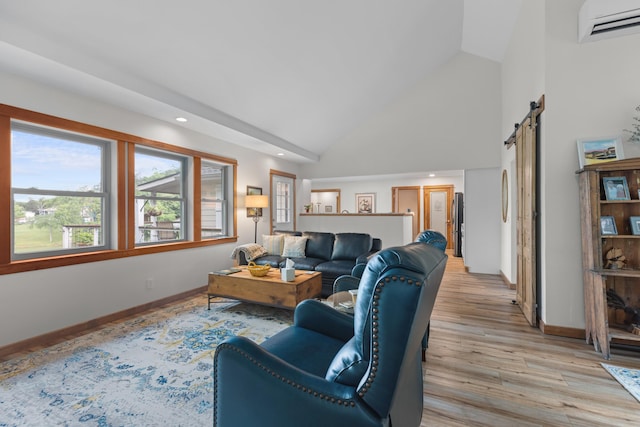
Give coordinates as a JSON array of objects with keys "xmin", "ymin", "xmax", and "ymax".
[
  {"xmin": 201, "ymin": 160, "xmax": 228, "ymax": 239},
  {"xmin": 0, "ymin": 103, "xmax": 238, "ymax": 274},
  {"xmin": 134, "ymin": 148, "xmax": 186, "ymax": 245},
  {"xmin": 275, "ymin": 180, "xmax": 291, "ymax": 223},
  {"xmin": 11, "ymin": 122, "xmax": 109, "ymax": 259}
]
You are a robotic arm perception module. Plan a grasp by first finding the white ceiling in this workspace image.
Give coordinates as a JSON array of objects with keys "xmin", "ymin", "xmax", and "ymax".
[{"xmin": 0, "ymin": 0, "xmax": 522, "ymax": 163}]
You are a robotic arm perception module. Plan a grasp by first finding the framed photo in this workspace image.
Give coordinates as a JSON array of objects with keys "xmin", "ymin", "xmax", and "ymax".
[
  {"xmin": 324, "ymin": 205, "xmax": 333, "ymax": 213},
  {"xmin": 600, "ymin": 216, "xmax": 618, "ymax": 235},
  {"xmin": 630, "ymin": 216, "xmax": 640, "ymax": 235},
  {"xmin": 603, "ymin": 176, "xmax": 630, "ymax": 201},
  {"xmin": 246, "ymin": 186, "xmax": 263, "ymax": 217},
  {"xmin": 577, "ymin": 136, "xmax": 624, "ymax": 169},
  {"xmin": 356, "ymin": 193, "xmax": 375, "ymax": 214}
]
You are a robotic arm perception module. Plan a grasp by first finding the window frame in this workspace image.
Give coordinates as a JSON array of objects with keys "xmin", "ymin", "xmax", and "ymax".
[
  {"xmin": 0, "ymin": 103, "xmax": 238, "ymax": 275},
  {"xmin": 10, "ymin": 122, "xmax": 111, "ymax": 260},
  {"xmin": 134, "ymin": 146, "xmax": 188, "ymax": 246}
]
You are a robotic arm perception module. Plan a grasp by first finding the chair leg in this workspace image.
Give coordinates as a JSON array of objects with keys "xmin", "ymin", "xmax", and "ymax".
[{"xmin": 421, "ymin": 322, "xmax": 430, "ymax": 362}]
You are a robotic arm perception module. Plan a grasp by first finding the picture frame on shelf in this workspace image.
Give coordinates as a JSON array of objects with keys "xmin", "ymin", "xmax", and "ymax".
[
  {"xmin": 630, "ymin": 216, "xmax": 640, "ymax": 235},
  {"xmin": 600, "ymin": 215, "xmax": 618, "ymax": 235},
  {"xmin": 603, "ymin": 176, "xmax": 630, "ymax": 201},
  {"xmin": 356, "ymin": 193, "xmax": 375, "ymax": 214},
  {"xmin": 577, "ymin": 135, "xmax": 623, "ymax": 169}
]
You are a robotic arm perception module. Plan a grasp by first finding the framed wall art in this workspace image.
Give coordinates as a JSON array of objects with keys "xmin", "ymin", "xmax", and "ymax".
[
  {"xmin": 577, "ymin": 136, "xmax": 624, "ymax": 169},
  {"xmin": 246, "ymin": 186, "xmax": 263, "ymax": 217},
  {"xmin": 356, "ymin": 193, "xmax": 375, "ymax": 214}
]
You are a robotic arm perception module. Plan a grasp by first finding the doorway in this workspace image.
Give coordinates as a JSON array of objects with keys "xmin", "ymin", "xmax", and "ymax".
[
  {"xmin": 310, "ymin": 189, "xmax": 341, "ymax": 214},
  {"xmin": 392, "ymin": 186, "xmax": 420, "ymax": 239},
  {"xmin": 423, "ymin": 185, "xmax": 454, "ymax": 249},
  {"xmin": 270, "ymin": 169, "xmax": 296, "ymax": 233}
]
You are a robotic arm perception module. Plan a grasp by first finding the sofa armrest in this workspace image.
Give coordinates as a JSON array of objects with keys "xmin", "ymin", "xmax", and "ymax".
[{"xmin": 294, "ymin": 299, "xmax": 354, "ymax": 342}]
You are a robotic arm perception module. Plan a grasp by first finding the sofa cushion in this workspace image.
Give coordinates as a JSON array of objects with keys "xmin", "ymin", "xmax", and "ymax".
[
  {"xmin": 282, "ymin": 236, "xmax": 308, "ymax": 258},
  {"xmin": 281, "ymin": 257, "xmax": 325, "ymax": 271},
  {"xmin": 252, "ymin": 255, "xmax": 283, "ymax": 268},
  {"xmin": 262, "ymin": 234, "xmax": 284, "ymax": 255},
  {"xmin": 302, "ymin": 232, "xmax": 335, "ymax": 261},
  {"xmin": 331, "ymin": 233, "xmax": 372, "ymax": 261}
]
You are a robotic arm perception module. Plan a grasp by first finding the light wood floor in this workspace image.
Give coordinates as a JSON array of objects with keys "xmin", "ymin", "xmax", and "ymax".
[
  {"xmin": 423, "ymin": 253, "xmax": 640, "ymax": 426},
  {"xmin": 2, "ymin": 253, "xmax": 639, "ymax": 425}
]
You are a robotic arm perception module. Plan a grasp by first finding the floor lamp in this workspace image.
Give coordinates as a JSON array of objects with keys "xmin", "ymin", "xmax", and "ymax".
[{"xmin": 246, "ymin": 194, "xmax": 269, "ymax": 243}]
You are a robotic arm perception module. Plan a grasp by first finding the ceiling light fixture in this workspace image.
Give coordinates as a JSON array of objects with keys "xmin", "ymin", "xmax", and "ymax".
[
  {"xmin": 277, "ymin": 153, "xmax": 284, "ymax": 156},
  {"xmin": 429, "ymin": 173, "xmax": 435, "ymax": 177},
  {"xmin": 175, "ymin": 117, "xmax": 187, "ymax": 122}
]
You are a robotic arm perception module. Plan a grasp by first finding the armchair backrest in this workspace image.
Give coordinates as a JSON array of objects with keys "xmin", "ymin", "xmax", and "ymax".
[
  {"xmin": 415, "ymin": 229, "xmax": 447, "ymax": 251},
  {"xmin": 325, "ymin": 242, "xmax": 447, "ymax": 419}
]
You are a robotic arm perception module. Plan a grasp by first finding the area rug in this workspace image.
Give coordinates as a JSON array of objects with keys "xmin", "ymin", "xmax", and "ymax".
[
  {"xmin": 602, "ymin": 363, "xmax": 640, "ymax": 403},
  {"xmin": 0, "ymin": 297, "xmax": 292, "ymax": 426}
]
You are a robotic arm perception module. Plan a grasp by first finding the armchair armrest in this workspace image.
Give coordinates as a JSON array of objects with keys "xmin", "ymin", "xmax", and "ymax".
[
  {"xmin": 294, "ymin": 299, "xmax": 354, "ymax": 342},
  {"xmin": 215, "ymin": 336, "xmax": 380, "ymax": 426},
  {"xmin": 333, "ymin": 275, "xmax": 360, "ymax": 293}
]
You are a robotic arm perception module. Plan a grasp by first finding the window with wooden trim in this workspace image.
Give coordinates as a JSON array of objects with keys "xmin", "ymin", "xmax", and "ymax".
[
  {"xmin": 134, "ymin": 148, "xmax": 186, "ymax": 245},
  {"xmin": 0, "ymin": 103, "xmax": 238, "ymax": 273},
  {"xmin": 11, "ymin": 122, "xmax": 110, "ymax": 259}
]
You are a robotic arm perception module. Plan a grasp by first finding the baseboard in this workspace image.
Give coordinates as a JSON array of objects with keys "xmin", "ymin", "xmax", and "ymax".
[
  {"xmin": 499, "ymin": 270, "xmax": 516, "ymax": 290},
  {"xmin": 0, "ymin": 286, "xmax": 207, "ymax": 360},
  {"xmin": 539, "ymin": 319, "xmax": 585, "ymax": 340}
]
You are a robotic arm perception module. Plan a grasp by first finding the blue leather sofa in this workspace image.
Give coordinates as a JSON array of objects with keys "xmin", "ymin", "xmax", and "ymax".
[
  {"xmin": 238, "ymin": 230, "xmax": 381, "ymax": 297},
  {"xmin": 214, "ymin": 240, "xmax": 448, "ymax": 426}
]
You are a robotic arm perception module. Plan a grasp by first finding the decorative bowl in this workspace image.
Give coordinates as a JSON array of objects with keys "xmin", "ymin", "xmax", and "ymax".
[{"xmin": 247, "ymin": 262, "xmax": 271, "ymax": 277}]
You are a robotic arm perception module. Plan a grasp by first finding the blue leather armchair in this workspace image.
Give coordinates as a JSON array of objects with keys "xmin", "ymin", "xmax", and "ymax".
[
  {"xmin": 333, "ymin": 230, "xmax": 448, "ymax": 361},
  {"xmin": 213, "ymin": 241, "xmax": 447, "ymax": 426}
]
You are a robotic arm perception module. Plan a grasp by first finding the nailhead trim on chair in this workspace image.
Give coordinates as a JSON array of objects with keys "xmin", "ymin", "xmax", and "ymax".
[
  {"xmin": 357, "ymin": 275, "xmax": 424, "ymax": 399},
  {"xmin": 214, "ymin": 343, "xmax": 357, "ymax": 414}
]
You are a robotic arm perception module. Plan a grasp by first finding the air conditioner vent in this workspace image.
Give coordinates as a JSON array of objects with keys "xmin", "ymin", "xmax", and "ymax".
[{"xmin": 579, "ymin": 0, "xmax": 640, "ymax": 43}]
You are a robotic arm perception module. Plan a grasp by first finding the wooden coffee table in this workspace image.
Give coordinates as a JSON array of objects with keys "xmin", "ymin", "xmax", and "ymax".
[{"xmin": 207, "ymin": 268, "xmax": 322, "ymax": 310}]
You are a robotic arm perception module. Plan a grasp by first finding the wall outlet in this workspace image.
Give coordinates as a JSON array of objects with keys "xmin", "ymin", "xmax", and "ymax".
[{"xmin": 145, "ymin": 278, "xmax": 154, "ymax": 289}]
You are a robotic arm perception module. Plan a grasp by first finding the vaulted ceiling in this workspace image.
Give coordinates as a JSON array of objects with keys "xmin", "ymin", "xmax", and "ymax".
[{"xmin": 0, "ymin": 0, "xmax": 523, "ymax": 162}]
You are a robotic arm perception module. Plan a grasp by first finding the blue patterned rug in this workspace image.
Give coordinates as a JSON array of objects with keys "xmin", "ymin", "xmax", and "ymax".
[
  {"xmin": 602, "ymin": 363, "xmax": 640, "ymax": 403},
  {"xmin": 0, "ymin": 297, "xmax": 292, "ymax": 426}
]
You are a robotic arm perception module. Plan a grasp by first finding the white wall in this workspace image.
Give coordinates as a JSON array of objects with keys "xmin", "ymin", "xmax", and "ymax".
[
  {"xmin": 302, "ymin": 52, "xmax": 502, "ymax": 179},
  {"xmin": 501, "ymin": 0, "xmax": 640, "ymax": 329},
  {"xmin": 464, "ymin": 168, "xmax": 501, "ymax": 274},
  {"xmin": 500, "ymin": 0, "xmax": 545, "ymax": 285},
  {"xmin": 542, "ymin": 0, "xmax": 640, "ymax": 328},
  {"xmin": 0, "ymin": 71, "xmax": 301, "ymax": 347}
]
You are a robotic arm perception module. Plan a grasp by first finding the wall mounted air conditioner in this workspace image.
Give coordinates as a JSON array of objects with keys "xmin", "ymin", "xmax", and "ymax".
[{"xmin": 579, "ymin": 0, "xmax": 640, "ymax": 43}]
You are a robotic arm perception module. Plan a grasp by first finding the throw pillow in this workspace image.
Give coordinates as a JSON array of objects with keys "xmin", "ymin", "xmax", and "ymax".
[
  {"xmin": 282, "ymin": 236, "xmax": 308, "ymax": 258},
  {"xmin": 262, "ymin": 234, "xmax": 284, "ymax": 255}
]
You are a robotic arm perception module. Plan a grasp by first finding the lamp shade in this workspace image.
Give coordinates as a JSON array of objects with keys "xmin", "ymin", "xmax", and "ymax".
[{"xmin": 246, "ymin": 194, "xmax": 269, "ymax": 208}]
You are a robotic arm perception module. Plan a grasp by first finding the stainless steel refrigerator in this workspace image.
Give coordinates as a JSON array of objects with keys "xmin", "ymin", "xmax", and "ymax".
[{"xmin": 452, "ymin": 192, "xmax": 463, "ymax": 257}]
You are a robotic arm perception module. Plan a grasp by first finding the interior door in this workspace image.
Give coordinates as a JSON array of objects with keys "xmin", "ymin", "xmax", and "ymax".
[
  {"xmin": 516, "ymin": 117, "xmax": 537, "ymax": 327},
  {"xmin": 423, "ymin": 185, "xmax": 454, "ymax": 249},
  {"xmin": 270, "ymin": 170, "xmax": 296, "ymax": 233},
  {"xmin": 392, "ymin": 186, "xmax": 420, "ymax": 238}
]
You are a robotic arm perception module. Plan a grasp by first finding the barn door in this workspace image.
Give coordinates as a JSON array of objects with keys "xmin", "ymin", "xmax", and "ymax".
[{"xmin": 516, "ymin": 117, "xmax": 537, "ymax": 327}]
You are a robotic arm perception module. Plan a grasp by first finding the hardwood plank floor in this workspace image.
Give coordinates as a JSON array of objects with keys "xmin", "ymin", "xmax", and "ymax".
[
  {"xmin": 2, "ymin": 252, "xmax": 638, "ymax": 425},
  {"xmin": 423, "ymin": 254, "xmax": 640, "ymax": 426}
]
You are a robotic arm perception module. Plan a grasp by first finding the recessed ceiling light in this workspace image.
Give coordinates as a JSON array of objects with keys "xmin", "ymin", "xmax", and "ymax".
[
  {"xmin": 429, "ymin": 173, "xmax": 435, "ymax": 177},
  {"xmin": 277, "ymin": 153, "xmax": 285, "ymax": 156},
  {"xmin": 175, "ymin": 117, "xmax": 187, "ymax": 122}
]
